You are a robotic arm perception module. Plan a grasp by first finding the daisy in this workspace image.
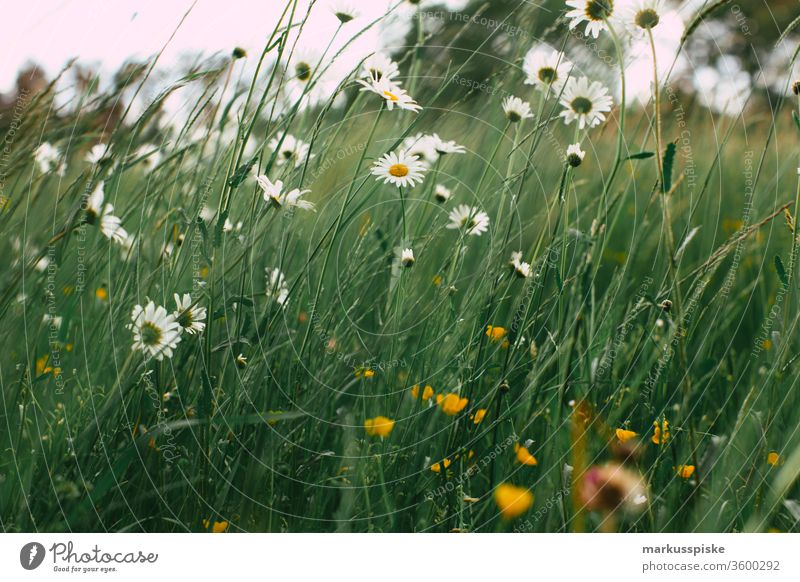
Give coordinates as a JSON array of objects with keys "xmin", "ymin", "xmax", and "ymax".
[
  {"xmin": 566, "ymin": 143, "xmax": 586, "ymax": 167},
  {"xmin": 509, "ymin": 251, "xmax": 532, "ymax": 278},
  {"xmin": 34, "ymin": 142, "xmax": 64, "ymax": 175},
  {"xmin": 129, "ymin": 301, "xmax": 182, "ymax": 360},
  {"xmin": 401, "ymin": 133, "xmax": 440, "ymax": 165},
  {"xmin": 266, "ymin": 268, "xmax": 289, "ymax": 306},
  {"xmin": 432, "ymin": 134, "xmax": 467, "ymax": 155},
  {"xmin": 256, "ymin": 175, "xmax": 315, "ymax": 211},
  {"xmin": 401, "ymin": 248, "xmax": 415, "ymax": 267},
  {"xmin": 361, "ymin": 53, "xmax": 400, "ymax": 83},
  {"xmin": 522, "ymin": 46, "xmax": 573, "ymax": 93},
  {"xmin": 622, "ymin": 0, "xmax": 662, "ymax": 34},
  {"xmin": 371, "ymin": 151, "xmax": 427, "ymax": 188},
  {"xmin": 84, "ymin": 185, "xmax": 128, "ymax": 244},
  {"xmin": 268, "ymin": 134, "xmax": 311, "ymax": 168},
  {"xmin": 565, "ymin": 0, "xmax": 616, "ymax": 38},
  {"xmin": 331, "ymin": 0, "xmax": 358, "ymax": 23},
  {"xmin": 502, "ymin": 96, "xmax": 534, "ymax": 122},
  {"xmin": 358, "ymin": 77, "xmax": 421, "ymax": 112},
  {"xmin": 446, "ymin": 204, "xmax": 490, "ymax": 237},
  {"xmin": 559, "ymin": 76, "xmax": 613, "ymax": 129},
  {"xmin": 173, "ymin": 293, "xmax": 207, "ymax": 335},
  {"xmin": 86, "ymin": 143, "xmax": 109, "ymax": 164},
  {"xmin": 434, "ymin": 184, "xmax": 452, "ymax": 203}
]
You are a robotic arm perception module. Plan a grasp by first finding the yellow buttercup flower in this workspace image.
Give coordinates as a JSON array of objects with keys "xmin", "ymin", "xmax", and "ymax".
[
  {"xmin": 95, "ymin": 287, "xmax": 108, "ymax": 301},
  {"xmin": 410, "ymin": 384, "xmax": 434, "ymax": 401},
  {"xmin": 430, "ymin": 458, "xmax": 452, "ymax": 473},
  {"xmin": 676, "ymin": 465, "xmax": 695, "ymax": 479},
  {"xmin": 514, "ymin": 443, "xmax": 538, "ymax": 466},
  {"xmin": 364, "ymin": 416, "xmax": 395, "ymax": 438},
  {"xmin": 471, "ymin": 408, "xmax": 488, "ymax": 424},
  {"xmin": 767, "ymin": 451, "xmax": 782, "ymax": 466},
  {"xmin": 494, "ymin": 483, "xmax": 533, "ymax": 520},
  {"xmin": 652, "ymin": 418, "xmax": 669, "ymax": 445},
  {"xmin": 436, "ymin": 393, "xmax": 469, "ymax": 416},
  {"xmin": 615, "ymin": 428, "xmax": 638, "ymax": 444},
  {"xmin": 203, "ymin": 519, "xmax": 229, "ymax": 533},
  {"xmin": 485, "ymin": 325, "xmax": 506, "ymax": 343},
  {"xmin": 355, "ymin": 367, "xmax": 375, "ymax": 379},
  {"xmin": 432, "ymin": 274, "xmax": 443, "ymax": 286}
]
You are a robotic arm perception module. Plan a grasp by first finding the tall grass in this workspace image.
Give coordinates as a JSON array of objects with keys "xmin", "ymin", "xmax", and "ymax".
[{"xmin": 1, "ymin": 0, "xmax": 800, "ymax": 533}]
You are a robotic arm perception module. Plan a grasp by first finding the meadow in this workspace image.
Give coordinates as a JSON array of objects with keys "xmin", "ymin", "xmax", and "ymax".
[{"xmin": 2, "ymin": 0, "xmax": 800, "ymax": 533}]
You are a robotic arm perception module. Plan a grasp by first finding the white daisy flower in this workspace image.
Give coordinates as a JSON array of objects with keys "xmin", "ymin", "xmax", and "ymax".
[
  {"xmin": 509, "ymin": 251, "xmax": 532, "ymax": 278},
  {"xmin": 559, "ymin": 76, "xmax": 613, "ymax": 129},
  {"xmin": 522, "ymin": 46, "xmax": 574, "ymax": 93},
  {"xmin": 223, "ymin": 218, "xmax": 243, "ymax": 233},
  {"xmin": 358, "ymin": 77, "xmax": 422, "ymax": 112},
  {"xmin": 86, "ymin": 143, "xmax": 109, "ymax": 164},
  {"xmin": 371, "ymin": 151, "xmax": 427, "ymax": 188},
  {"xmin": 502, "ymin": 96, "xmax": 534, "ymax": 122},
  {"xmin": 622, "ymin": 0, "xmax": 663, "ymax": 35},
  {"xmin": 129, "ymin": 301, "xmax": 182, "ymax": 361},
  {"xmin": 446, "ymin": 204, "xmax": 490, "ymax": 237},
  {"xmin": 266, "ymin": 268, "xmax": 290, "ymax": 306},
  {"xmin": 331, "ymin": 0, "xmax": 358, "ymax": 23},
  {"xmin": 361, "ymin": 53, "xmax": 400, "ymax": 83},
  {"xmin": 432, "ymin": 134, "xmax": 466, "ymax": 155},
  {"xmin": 565, "ymin": 0, "xmax": 616, "ymax": 38},
  {"xmin": 84, "ymin": 185, "xmax": 128, "ymax": 244},
  {"xmin": 256, "ymin": 175, "xmax": 315, "ymax": 211},
  {"xmin": 173, "ymin": 293, "xmax": 207, "ymax": 335},
  {"xmin": 269, "ymin": 134, "xmax": 311, "ymax": 168},
  {"xmin": 566, "ymin": 143, "xmax": 586, "ymax": 167},
  {"xmin": 434, "ymin": 184, "xmax": 452, "ymax": 203},
  {"xmin": 200, "ymin": 206, "xmax": 216, "ymax": 222},
  {"xmin": 401, "ymin": 133, "xmax": 440, "ymax": 165},
  {"xmin": 401, "ymin": 248, "xmax": 415, "ymax": 267},
  {"xmin": 34, "ymin": 142, "xmax": 64, "ymax": 175}
]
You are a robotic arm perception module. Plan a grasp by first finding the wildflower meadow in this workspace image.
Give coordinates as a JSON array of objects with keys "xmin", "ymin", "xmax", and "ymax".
[{"xmin": 2, "ymin": 0, "xmax": 800, "ymax": 535}]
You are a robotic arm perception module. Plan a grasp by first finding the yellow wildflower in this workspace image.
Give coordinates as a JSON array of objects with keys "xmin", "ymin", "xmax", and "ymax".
[
  {"xmin": 436, "ymin": 393, "xmax": 469, "ymax": 416},
  {"xmin": 485, "ymin": 325, "xmax": 506, "ymax": 343},
  {"xmin": 767, "ymin": 451, "xmax": 782, "ymax": 466},
  {"xmin": 410, "ymin": 384, "xmax": 434, "ymax": 401},
  {"xmin": 471, "ymin": 408, "xmax": 488, "ymax": 424},
  {"xmin": 95, "ymin": 287, "xmax": 108, "ymax": 301},
  {"xmin": 652, "ymin": 418, "xmax": 669, "ymax": 445},
  {"xmin": 430, "ymin": 458, "xmax": 452, "ymax": 473},
  {"xmin": 615, "ymin": 428, "xmax": 638, "ymax": 444},
  {"xmin": 676, "ymin": 465, "xmax": 695, "ymax": 479},
  {"xmin": 364, "ymin": 416, "xmax": 395, "ymax": 438},
  {"xmin": 202, "ymin": 519, "xmax": 229, "ymax": 533},
  {"xmin": 514, "ymin": 443, "xmax": 538, "ymax": 466},
  {"xmin": 494, "ymin": 483, "xmax": 533, "ymax": 520}
]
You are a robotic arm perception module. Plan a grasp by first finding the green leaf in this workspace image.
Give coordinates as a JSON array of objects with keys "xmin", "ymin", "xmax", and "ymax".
[
  {"xmin": 227, "ymin": 155, "xmax": 258, "ymax": 188},
  {"xmin": 663, "ymin": 142, "xmax": 677, "ymax": 193},
  {"xmin": 625, "ymin": 151, "xmax": 655, "ymax": 160},
  {"xmin": 775, "ymin": 255, "xmax": 789, "ymax": 288}
]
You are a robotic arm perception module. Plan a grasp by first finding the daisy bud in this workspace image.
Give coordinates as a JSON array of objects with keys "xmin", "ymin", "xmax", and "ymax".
[
  {"xmin": 566, "ymin": 143, "xmax": 585, "ymax": 168},
  {"xmin": 232, "ymin": 47, "xmax": 247, "ymax": 59},
  {"xmin": 401, "ymin": 248, "xmax": 415, "ymax": 267},
  {"xmin": 793, "ymin": 80, "xmax": 800, "ymax": 96},
  {"xmin": 659, "ymin": 299, "xmax": 672, "ymax": 312},
  {"xmin": 434, "ymin": 184, "xmax": 452, "ymax": 203},
  {"xmin": 235, "ymin": 353, "xmax": 247, "ymax": 368}
]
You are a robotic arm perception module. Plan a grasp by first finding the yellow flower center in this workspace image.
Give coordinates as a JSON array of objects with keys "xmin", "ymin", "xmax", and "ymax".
[
  {"xmin": 388, "ymin": 163, "xmax": 409, "ymax": 177},
  {"xmin": 382, "ymin": 90, "xmax": 399, "ymax": 102}
]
